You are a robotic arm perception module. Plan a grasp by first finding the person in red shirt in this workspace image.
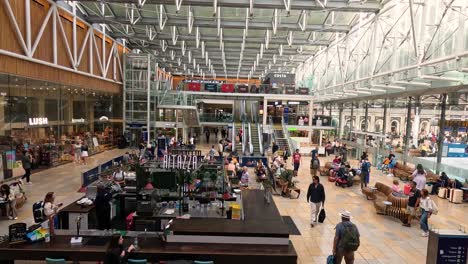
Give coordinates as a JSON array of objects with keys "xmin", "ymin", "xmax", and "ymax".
[{"xmin": 292, "ymin": 149, "xmax": 301, "ymax": 176}]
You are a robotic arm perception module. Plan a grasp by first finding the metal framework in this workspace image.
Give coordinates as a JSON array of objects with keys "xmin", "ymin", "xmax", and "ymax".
[
  {"xmin": 296, "ymin": 0, "xmax": 468, "ymax": 102},
  {"xmin": 72, "ymin": 0, "xmax": 383, "ymax": 79},
  {"xmin": 0, "ymin": 0, "xmax": 126, "ymax": 84}
]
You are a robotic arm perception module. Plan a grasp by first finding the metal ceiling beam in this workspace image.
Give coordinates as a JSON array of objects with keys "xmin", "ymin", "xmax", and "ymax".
[
  {"xmin": 75, "ymin": 0, "xmax": 381, "ymax": 13},
  {"xmin": 86, "ymin": 16, "xmax": 350, "ymax": 32},
  {"xmin": 112, "ymin": 32, "xmax": 330, "ymax": 46},
  {"xmin": 142, "ymin": 44, "xmax": 315, "ymax": 55},
  {"xmin": 158, "ymin": 54, "xmax": 305, "ymax": 63}
]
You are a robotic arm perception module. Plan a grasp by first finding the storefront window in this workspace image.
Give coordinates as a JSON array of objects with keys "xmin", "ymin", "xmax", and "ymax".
[{"xmin": 0, "ymin": 73, "xmax": 123, "ymax": 180}]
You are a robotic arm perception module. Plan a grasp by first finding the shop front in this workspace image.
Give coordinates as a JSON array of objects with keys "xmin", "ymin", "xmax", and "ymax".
[{"xmin": 0, "ymin": 74, "xmax": 123, "ymax": 180}]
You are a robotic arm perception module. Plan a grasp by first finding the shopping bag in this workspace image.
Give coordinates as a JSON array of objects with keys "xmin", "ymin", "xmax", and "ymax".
[
  {"xmin": 327, "ymin": 255, "xmax": 335, "ymax": 264},
  {"xmin": 318, "ymin": 205, "xmax": 326, "ymax": 223}
]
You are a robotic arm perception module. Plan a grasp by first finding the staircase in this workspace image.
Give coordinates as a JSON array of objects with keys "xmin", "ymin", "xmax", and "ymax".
[
  {"xmin": 274, "ymin": 129, "xmax": 290, "ymax": 153},
  {"xmin": 250, "ymin": 125, "xmax": 260, "ymax": 156}
]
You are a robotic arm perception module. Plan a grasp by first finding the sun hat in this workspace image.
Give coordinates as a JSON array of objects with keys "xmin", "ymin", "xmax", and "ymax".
[{"xmin": 338, "ymin": 210, "xmax": 352, "ymax": 219}]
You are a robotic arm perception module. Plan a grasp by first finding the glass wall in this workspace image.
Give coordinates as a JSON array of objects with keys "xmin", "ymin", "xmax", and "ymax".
[{"xmin": 0, "ymin": 73, "xmax": 123, "ymax": 180}]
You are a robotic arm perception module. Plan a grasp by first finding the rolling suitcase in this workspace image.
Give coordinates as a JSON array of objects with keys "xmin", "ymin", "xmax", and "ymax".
[
  {"xmin": 449, "ymin": 189, "xmax": 463, "ymax": 204},
  {"xmin": 438, "ymin": 188, "xmax": 447, "ymax": 199}
]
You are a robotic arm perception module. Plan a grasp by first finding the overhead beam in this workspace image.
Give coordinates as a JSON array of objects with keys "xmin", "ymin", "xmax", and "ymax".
[
  {"xmin": 139, "ymin": 44, "xmax": 315, "ymax": 56},
  {"xmin": 86, "ymin": 16, "xmax": 351, "ymax": 32},
  {"xmin": 111, "ymin": 32, "xmax": 330, "ymax": 46},
  {"xmin": 75, "ymin": 0, "xmax": 381, "ymax": 12}
]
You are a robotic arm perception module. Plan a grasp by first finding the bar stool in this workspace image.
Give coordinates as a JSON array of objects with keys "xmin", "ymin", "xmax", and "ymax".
[
  {"xmin": 45, "ymin": 258, "xmax": 66, "ymax": 264},
  {"xmin": 128, "ymin": 259, "xmax": 148, "ymax": 264}
]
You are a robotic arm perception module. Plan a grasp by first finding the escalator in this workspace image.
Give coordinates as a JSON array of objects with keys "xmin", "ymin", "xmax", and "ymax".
[{"xmin": 247, "ymin": 102, "xmax": 263, "ymax": 156}]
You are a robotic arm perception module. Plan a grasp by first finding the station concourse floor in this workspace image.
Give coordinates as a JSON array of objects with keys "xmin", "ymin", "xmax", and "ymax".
[{"xmin": 3, "ymin": 140, "xmax": 468, "ymax": 264}]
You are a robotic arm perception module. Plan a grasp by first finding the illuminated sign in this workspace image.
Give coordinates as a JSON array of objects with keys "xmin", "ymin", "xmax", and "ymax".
[
  {"xmin": 72, "ymin": 118, "xmax": 85, "ymax": 123},
  {"xmin": 28, "ymin": 117, "xmax": 48, "ymax": 126},
  {"xmin": 163, "ymin": 155, "xmax": 199, "ymax": 169}
]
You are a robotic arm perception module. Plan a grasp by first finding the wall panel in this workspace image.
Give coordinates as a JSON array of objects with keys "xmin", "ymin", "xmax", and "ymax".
[{"xmin": 0, "ymin": 2, "xmax": 23, "ymax": 54}]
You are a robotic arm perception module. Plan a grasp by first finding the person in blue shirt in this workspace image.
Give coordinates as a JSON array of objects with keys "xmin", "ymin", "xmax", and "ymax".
[{"xmin": 360, "ymin": 157, "xmax": 371, "ymax": 189}]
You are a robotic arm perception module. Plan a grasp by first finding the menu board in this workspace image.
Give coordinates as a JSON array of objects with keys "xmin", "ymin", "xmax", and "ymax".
[
  {"xmin": 9, "ymin": 223, "xmax": 27, "ymax": 244},
  {"xmin": 82, "ymin": 166, "xmax": 100, "ymax": 188},
  {"xmin": 437, "ymin": 236, "xmax": 467, "ymax": 263}
]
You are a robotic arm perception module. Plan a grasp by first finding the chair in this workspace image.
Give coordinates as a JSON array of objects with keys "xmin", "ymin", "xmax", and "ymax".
[
  {"xmin": 45, "ymin": 258, "xmax": 66, "ymax": 264},
  {"xmin": 193, "ymin": 261, "xmax": 214, "ymax": 264},
  {"xmin": 128, "ymin": 259, "xmax": 148, "ymax": 264}
]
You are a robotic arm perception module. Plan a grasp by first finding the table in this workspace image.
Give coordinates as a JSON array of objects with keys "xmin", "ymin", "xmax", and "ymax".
[
  {"xmin": 383, "ymin": 201, "xmax": 392, "ymax": 215},
  {"xmin": 461, "ymin": 187, "xmax": 468, "ymax": 202},
  {"xmin": 58, "ymin": 197, "xmax": 96, "ymax": 230},
  {"xmin": 366, "ymin": 186, "xmax": 377, "ymax": 200},
  {"xmin": 0, "ymin": 235, "xmax": 296, "ymax": 264}
]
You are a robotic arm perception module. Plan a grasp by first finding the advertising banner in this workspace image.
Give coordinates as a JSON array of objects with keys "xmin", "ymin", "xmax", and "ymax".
[
  {"xmin": 204, "ymin": 83, "xmax": 218, "ymax": 92},
  {"xmin": 446, "ymin": 144, "xmax": 468, "ymax": 157}
]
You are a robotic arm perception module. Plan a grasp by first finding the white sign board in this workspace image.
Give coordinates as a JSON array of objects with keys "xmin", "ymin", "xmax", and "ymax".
[{"xmin": 28, "ymin": 117, "xmax": 48, "ymax": 126}]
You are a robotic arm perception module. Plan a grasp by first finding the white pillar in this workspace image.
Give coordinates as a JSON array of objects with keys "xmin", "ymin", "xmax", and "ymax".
[
  {"xmin": 262, "ymin": 98, "xmax": 268, "ymax": 126},
  {"xmin": 412, "ymin": 112, "xmax": 420, "ymax": 147},
  {"xmin": 319, "ymin": 130, "xmax": 323, "ymax": 146},
  {"xmin": 308, "ymin": 100, "xmax": 313, "ymax": 124}
]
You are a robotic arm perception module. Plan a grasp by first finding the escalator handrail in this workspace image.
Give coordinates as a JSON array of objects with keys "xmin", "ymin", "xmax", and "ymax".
[
  {"xmin": 242, "ymin": 122, "xmax": 246, "ymax": 155},
  {"xmin": 248, "ymin": 122, "xmax": 253, "ymax": 155},
  {"xmin": 257, "ymin": 123, "xmax": 263, "ymax": 155},
  {"xmin": 231, "ymin": 122, "xmax": 236, "ymax": 152}
]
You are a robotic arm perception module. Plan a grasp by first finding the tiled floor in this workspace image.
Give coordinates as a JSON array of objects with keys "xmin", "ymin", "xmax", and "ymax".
[
  {"xmin": 0, "ymin": 148, "xmax": 128, "ymax": 234},
  {"xmin": 275, "ymin": 154, "xmax": 468, "ymax": 264},
  {"xmin": 3, "ymin": 140, "xmax": 468, "ymax": 264}
]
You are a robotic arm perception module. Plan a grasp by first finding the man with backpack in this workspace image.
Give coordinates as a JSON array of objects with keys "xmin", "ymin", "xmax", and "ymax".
[
  {"xmin": 310, "ymin": 155, "xmax": 321, "ymax": 177},
  {"xmin": 360, "ymin": 157, "xmax": 371, "ymax": 189},
  {"xmin": 333, "ymin": 211, "xmax": 360, "ymax": 264}
]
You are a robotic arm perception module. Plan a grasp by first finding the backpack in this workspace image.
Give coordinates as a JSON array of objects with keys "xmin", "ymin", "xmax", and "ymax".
[
  {"xmin": 361, "ymin": 161, "xmax": 371, "ymax": 172},
  {"xmin": 340, "ymin": 223, "xmax": 360, "ymax": 251},
  {"xmin": 32, "ymin": 201, "xmax": 45, "ymax": 223},
  {"xmin": 311, "ymin": 159, "xmax": 320, "ymax": 169}
]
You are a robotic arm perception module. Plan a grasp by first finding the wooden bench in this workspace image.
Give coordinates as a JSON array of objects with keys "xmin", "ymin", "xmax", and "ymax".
[{"xmin": 288, "ymin": 187, "xmax": 301, "ymax": 199}]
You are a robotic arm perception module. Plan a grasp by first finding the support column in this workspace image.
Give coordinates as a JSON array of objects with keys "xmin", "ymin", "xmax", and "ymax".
[
  {"xmin": 436, "ymin": 94, "xmax": 447, "ymax": 173},
  {"xmin": 364, "ymin": 102, "xmax": 369, "ymax": 132},
  {"xmin": 262, "ymin": 98, "xmax": 268, "ymax": 126},
  {"xmin": 404, "ymin": 97, "xmax": 412, "ymax": 164},
  {"xmin": 338, "ymin": 104, "xmax": 344, "ymax": 139},
  {"xmin": 309, "ymin": 100, "xmax": 313, "ymax": 125},
  {"xmin": 412, "ymin": 97, "xmax": 421, "ymax": 148},
  {"xmin": 349, "ymin": 103, "xmax": 354, "ymax": 141},
  {"xmin": 381, "ymin": 98, "xmax": 388, "ymax": 148}
]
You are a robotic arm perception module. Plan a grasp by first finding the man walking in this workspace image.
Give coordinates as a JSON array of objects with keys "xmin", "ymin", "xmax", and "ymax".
[
  {"xmin": 292, "ymin": 149, "xmax": 301, "ymax": 177},
  {"xmin": 310, "ymin": 155, "xmax": 320, "ymax": 177},
  {"xmin": 20, "ymin": 151, "xmax": 32, "ymax": 184},
  {"xmin": 360, "ymin": 157, "xmax": 371, "ymax": 189},
  {"xmin": 340, "ymin": 144, "xmax": 348, "ymax": 163},
  {"xmin": 333, "ymin": 211, "xmax": 360, "ymax": 264},
  {"xmin": 272, "ymin": 141, "xmax": 279, "ymax": 154},
  {"xmin": 306, "ymin": 176, "xmax": 325, "ymax": 227},
  {"xmin": 403, "ymin": 181, "xmax": 421, "ymax": 227}
]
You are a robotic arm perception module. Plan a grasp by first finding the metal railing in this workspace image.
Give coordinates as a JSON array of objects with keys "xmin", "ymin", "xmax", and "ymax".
[
  {"xmin": 199, "ymin": 113, "xmax": 233, "ymax": 123},
  {"xmin": 248, "ymin": 122, "xmax": 254, "ymax": 155},
  {"xmin": 242, "ymin": 122, "xmax": 246, "ymax": 155},
  {"xmin": 231, "ymin": 122, "xmax": 236, "ymax": 153},
  {"xmin": 341, "ymin": 139, "xmax": 468, "ymax": 182},
  {"xmin": 282, "ymin": 117, "xmax": 297, "ymax": 153},
  {"xmin": 258, "ymin": 123, "xmax": 264, "ymax": 155}
]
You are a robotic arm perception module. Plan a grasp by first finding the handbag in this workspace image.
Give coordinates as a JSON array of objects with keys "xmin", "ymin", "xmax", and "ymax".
[
  {"xmin": 318, "ymin": 205, "xmax": 326, "ymax": 223},
  {"xmin": 327, "ymin": 255, "xmax": 335, "ymax": 264}
]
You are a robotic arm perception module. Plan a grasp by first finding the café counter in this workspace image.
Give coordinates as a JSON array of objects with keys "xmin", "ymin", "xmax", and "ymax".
[{"xmin": 0, "ymin": 190, "xmax": 297, "ymax": 263}]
